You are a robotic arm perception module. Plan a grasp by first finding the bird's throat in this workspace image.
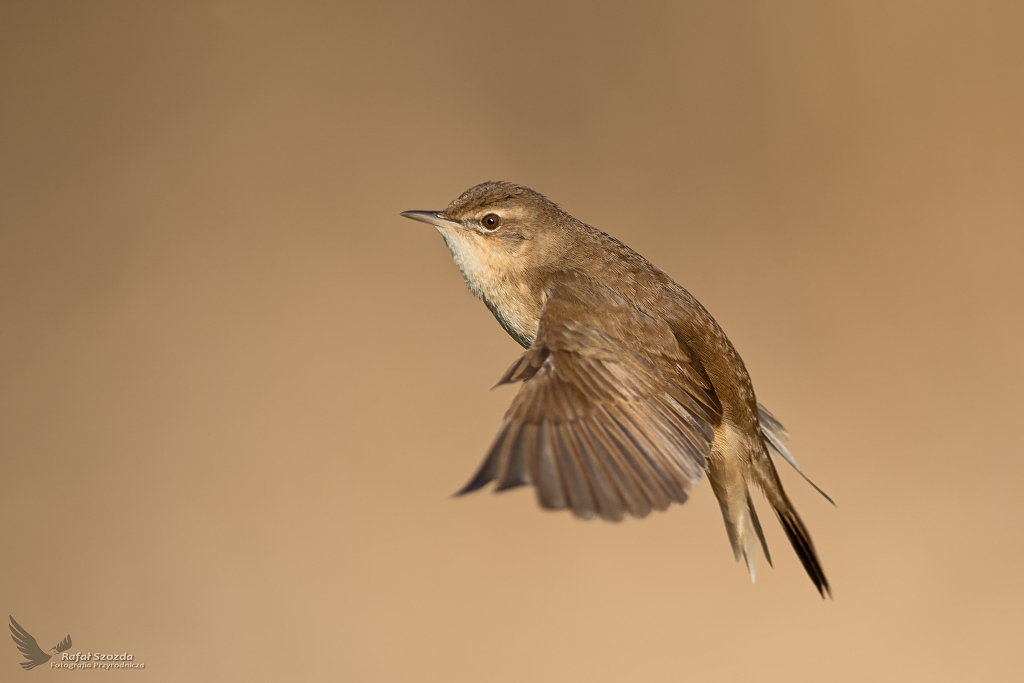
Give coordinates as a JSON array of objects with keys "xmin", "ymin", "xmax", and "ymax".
[{"xmin": 439, "ymin": 228, "xmax": 540, "ymax": 348}]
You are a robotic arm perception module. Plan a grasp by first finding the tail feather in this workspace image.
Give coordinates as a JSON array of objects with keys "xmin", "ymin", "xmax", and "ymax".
[
  {"xmin": 751, "ymin": 445, "xmax": 831, "ymax": 598},
  {"xmin": 710, "ymin": 473, "xmax": 770, "ymax": 583},
  {"xmin": 758, "ymin": 403, "xmax": 835, "ymax": 506},
  {"xmin": 775, "ymin": 505, "xmax": 831, "ymax": 597},
  {"xmin": 747, "ymin": 490, "xmax": 772, "ymax": 568}
]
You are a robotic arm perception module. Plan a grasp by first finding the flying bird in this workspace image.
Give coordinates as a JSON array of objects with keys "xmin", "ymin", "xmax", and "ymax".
[
  {"xmin": 401, "ymin": 181, "xmax": 832, "ymax": 596},
  {"xmin": 9, "ymin": 616, "xmax": 72, "ymax": 670}
]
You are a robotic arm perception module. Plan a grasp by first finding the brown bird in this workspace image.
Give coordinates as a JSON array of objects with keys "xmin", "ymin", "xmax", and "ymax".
[{"xmin": 402, "ymin": 181, "xmax": 831, "ymax": 596}]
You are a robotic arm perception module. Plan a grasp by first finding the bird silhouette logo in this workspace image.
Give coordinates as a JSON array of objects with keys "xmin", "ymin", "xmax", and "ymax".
[{"xmin": 9, "ymin": 617, "xmax": 72, "ymax": 670}]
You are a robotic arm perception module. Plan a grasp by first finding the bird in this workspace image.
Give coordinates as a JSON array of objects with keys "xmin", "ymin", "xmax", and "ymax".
[
  {"xmin": 9, "ymin": 616, "xmax": 72, "ymax": 670},
  {"xmin": 401, "ymin": 181, "xmax": 831, "ymax": 596}
]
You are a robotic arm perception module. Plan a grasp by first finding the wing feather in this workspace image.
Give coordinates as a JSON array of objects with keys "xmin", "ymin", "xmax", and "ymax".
[
  {"xmin": 633, "ymin": 401, "xmax": 705, "ymax": 482},
  {"xmin": 575, "ymin": 419, "xmax": 652, "ymax": 518},
  {"xmin": 610, "ymin": 404, "xmax": 697, "ymax": 491},
  {"xmin": 563, "ymin": 420, "xmax": 626, "ymax": 521},
  {"xmin": 530, "ymin": 422, "xmax": 567, "ymax": 511},
  {"xmin": 456, "ymin": 422, "xmax": 510, "ymax": 496},
  {"xmin": 494, "ymin": 424, "xmax": 529, "ymax": 491},
  {"xmin": 455, "ymin": 282, "xmax": 721, "ymax": 522},
  {"xmin": 589, "ymin": 408, "xmax": 675, "ymax": 511},
  {"xmin": 551, "ymin": 418, "xmax": 598, "ymax": 518}
]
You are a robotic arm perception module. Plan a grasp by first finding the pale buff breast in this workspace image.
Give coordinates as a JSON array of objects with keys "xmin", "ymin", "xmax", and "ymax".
[{"xmin": 437, "ymin": 226, "xmax": 542, "ymax": 348}]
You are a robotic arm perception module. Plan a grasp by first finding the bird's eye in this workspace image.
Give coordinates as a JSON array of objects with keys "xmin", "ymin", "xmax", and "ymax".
[{"xmin": 480, "ymin": 213, "xmax": 501, "ymax": 231}]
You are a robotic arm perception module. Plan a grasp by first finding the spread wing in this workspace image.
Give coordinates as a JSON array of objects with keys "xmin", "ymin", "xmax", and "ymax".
[
  {"xmin": 53, "ymin": 633, "xmax": 73, "ymax": 653},
  {"xmin": 9, "ymin": 616, "xmax": 52, "ymax": 670},
  {"xmin": 457, "ymin": 282, "xmax": 722, "ymax": 521}
]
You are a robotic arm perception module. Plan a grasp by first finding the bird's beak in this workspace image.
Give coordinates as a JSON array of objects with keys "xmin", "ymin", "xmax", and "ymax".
[{"xmin": 400, "ymin": 210, "xmax": 461, "ymax": 230}]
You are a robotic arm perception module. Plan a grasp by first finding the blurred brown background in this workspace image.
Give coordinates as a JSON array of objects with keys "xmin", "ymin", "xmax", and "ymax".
[{"xmin": 1, "ymin": 1, "xmax": 1022, "ymax": 681}]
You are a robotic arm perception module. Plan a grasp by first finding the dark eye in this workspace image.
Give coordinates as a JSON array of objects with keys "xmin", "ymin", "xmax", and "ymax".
[{"xmin": 481, "ymin": 213, "xmax": 501, "ymax": 231}]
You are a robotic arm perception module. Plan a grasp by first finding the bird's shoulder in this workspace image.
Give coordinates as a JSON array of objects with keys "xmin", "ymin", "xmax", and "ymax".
[
  {"xmin": 536, "ymin": 270, "xmax": 690, "ymax": 365},
  {"xmin": 516, "ymin": 268, "xmax": 722, "ymax": 422}
]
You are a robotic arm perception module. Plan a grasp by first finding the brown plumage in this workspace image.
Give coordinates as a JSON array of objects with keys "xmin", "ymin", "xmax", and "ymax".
[{"xmin": 402, "ymin": 181, "xmax": 831, "ymax": 597}]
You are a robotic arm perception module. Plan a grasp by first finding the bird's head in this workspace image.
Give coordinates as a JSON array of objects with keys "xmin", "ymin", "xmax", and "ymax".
[{"xmin": 401, "ymin": 181, "xmax": 580, "ymax": 291}]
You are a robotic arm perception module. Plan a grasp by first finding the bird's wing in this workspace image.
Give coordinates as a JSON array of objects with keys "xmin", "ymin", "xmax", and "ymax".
[
  {"xmin": 458, "ymin": 281, "xmax": 722, "ymax": 521},
  {"xmin": 53, "ymin": 634, "xmax": 72, "ymax": 653},
  {"xmin": 9, "ymin": 616, "xmax": 52, "ymax": 670}
]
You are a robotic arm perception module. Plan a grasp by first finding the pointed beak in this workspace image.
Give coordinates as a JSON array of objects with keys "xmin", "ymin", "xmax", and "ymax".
[{"xmin": 400, "ymin": 210, "xmax": 461, "ymax": 229}]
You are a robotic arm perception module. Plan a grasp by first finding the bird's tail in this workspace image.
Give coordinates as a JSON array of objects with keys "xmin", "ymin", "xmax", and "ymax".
[
  {"xmin": 751, "ymin": 449, "xmax": 831, "ymax": 597},
  {"xmin": 708, "ymin": 463, "xmax": 772, "ymax": 582}
]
